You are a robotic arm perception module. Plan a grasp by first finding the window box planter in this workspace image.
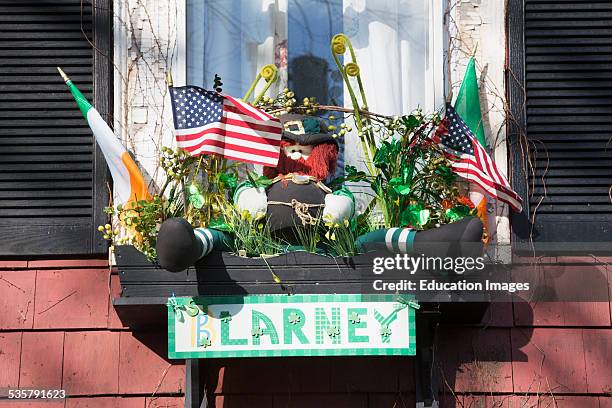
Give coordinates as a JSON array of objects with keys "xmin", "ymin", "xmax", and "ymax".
[
  {"xmin": 113, "ymin": 244, "xmax": 489, "ymax": 329},
  {"xmin": 113, "ymin": 242, "xmax": 489, "ymax": 408}
]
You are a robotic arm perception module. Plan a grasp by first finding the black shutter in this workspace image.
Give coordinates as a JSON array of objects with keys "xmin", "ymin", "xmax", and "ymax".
[
  {"xmin": 0, "ymin": 0, "xmax": 111, "ymax": 256},
  {"xmin": 508, "ymin": 0, "xmax": 612, "ymax": 253}
]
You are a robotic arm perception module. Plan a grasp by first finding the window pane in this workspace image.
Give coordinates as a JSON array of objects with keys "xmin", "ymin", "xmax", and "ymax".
[
  {"xmin": 287, "ymin": 0, "xmax": 343, "ymax": 106},
  {"xmin": 186, "ymin": 0, "xmax": 443, "ymax": 184},
  {"xmin": 187, "ymin": 0, "xmax": 287, "ymax": 97}
]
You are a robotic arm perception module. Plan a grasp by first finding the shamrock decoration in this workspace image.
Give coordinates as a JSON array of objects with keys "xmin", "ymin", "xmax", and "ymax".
[
  {"xmin": 167, "ymin": 298, "xmax": 201, "ymax": 322},
  {"xmin": 188, "ymin": 184, "xmax": 205, "ymax": 209},
  {"xmin": 407, "ymin": 299, "xmax": 420, "ymax": 310},
  {"xmin": 326, "ymin": 326, "xmax": 340, "ymax": 338},
  {"xmin": 348, "ymin": 312, "xmax": 361, "ymax": 324},
  {"xmin": 445, "ymin": 205, "xmax": 472, "ymax": 222},
  {"xmin": 400, "ymin": 204, "xmax": 431, "ymax": 228},
  {"xmin": 199, "ymin": 337, "xmax": 212, "ymax": 348},
  {"xmin": 219, "ymin": 311, "xmax": 232, "ymax": 323},
  {"xmin": 380, "ymin": 325, "xmax": 392, "ymax": 338},
  {"xmin": 288, "ymin": 312, "xmax": 301, "ymax": 325},
  {"xmin": 252, "ymin": 327, "xmax": 264, "ymax": 338}
]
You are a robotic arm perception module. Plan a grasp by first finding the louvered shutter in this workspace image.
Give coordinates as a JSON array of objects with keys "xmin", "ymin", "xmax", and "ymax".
[
  {"xmin": 0, "ymin": 0, "xmax": 111, "ymax": 256},
  {"xmin": 509, "ymin": 0, "xmax": 612, "ymax": 252}
]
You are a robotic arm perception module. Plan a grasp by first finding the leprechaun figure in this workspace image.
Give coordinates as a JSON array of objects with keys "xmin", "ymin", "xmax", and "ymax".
[
  {"xmin": 156, "ymin": 114, "xmax": 355, "ymax": 272},
  {"xmin": 156, "ymin": 113, "xmax": 483, "ymax": 272}
]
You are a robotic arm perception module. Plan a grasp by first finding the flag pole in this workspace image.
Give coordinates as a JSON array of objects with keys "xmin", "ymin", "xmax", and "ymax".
[{"xmin": 166, "ymin": 71, "xmax": 173, "ymax": 88}]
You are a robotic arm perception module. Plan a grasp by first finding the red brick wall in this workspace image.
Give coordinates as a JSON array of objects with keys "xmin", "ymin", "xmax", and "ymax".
[{"xmin": 0, "ymin": 259, "xmax": 185, "ymax": 408}]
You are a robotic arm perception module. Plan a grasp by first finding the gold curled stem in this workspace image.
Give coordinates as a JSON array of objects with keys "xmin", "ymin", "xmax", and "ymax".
[
  {"xmin": 343, "ymin": 36, "xmax": 369, "ymax": 111},
  {"xmin": 341, "ymin": 35, "xmax": 376, "ymax": 153},
  {"xmin": 253, "ymin": 64, "xmax": 278, "ymax": 104},
  {"xmin": 330, "ymin": 34, "xmax": 376, "ymax": 175},
  {"xmin": 243, "ymin": 64, "xmax": 278, "ymax": 104},
  {"xmin": 243, "ymin": 73, "xmax": 262, "ymax": 102},
  {"xmin": 331, "ymin": 49, "xmax": 374, "ymax": 175}
]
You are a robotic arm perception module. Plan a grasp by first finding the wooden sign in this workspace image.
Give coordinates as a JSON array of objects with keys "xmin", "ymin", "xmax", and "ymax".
[{"xmin": 168, "ymin": 294, "xmax": 416, "ymax": 359}]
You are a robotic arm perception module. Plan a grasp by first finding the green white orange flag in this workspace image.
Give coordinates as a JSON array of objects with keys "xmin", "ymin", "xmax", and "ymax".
[
  {"xmin": 453, "ymin": 57, "xmax": 489, "ymax": 242},
  {"xmin": 58, "ymin": 67, "xmax": 151, "ymax": 207},
  {"xmin": 454, "ymin": 57, "xmax": 486, "ymax": 146}
]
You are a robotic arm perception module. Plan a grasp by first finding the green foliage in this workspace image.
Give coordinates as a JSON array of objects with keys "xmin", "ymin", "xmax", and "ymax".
[
  {"xmin": 222, "ymin": 205, "xmax": 285, "ymax": 257},
  {"xmin": 328, "ymin": 111, "xmax": 475, "ymax": 231},
  {"xmin": 323, "ymin": 219, "xmax": 358, "ymax": 257},
  {"xmin": 293, "ymin": 218, "xmax": 323, "ymax": 254},
  {"xmin": 102, "ymin": 192, "xmax": 184, "ymax": 260}
]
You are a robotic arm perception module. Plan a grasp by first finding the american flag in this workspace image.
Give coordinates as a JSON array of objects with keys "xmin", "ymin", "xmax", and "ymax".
[
  {"xmin": 434, "ymin": 106, "xmax": 523, "ymax": 212},
  {"xmin": 169, "ymin": 86, "xmax": 282, "ymax": 166}
]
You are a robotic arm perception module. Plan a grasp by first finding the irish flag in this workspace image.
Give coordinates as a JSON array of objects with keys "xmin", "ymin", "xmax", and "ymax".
[
  {"xmin": 454, "ymin": 57, "xmax": 489, "ymax": 243},
  {"xmin": 58, "ymin": 67, "xmax": 150, "ymax": 207}
]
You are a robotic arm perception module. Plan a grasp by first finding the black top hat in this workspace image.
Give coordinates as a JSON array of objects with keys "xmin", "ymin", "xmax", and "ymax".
[{"xmin": 280, "ymin": 114, "xmax": 337, "ymax": 146}]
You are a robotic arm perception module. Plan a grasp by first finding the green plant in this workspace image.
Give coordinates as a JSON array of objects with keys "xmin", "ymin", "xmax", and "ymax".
[
  {"xmin": 323, "ymin": 219, "xmax": 358, "ymax": 257},
  {"xmin": 101, "ymin": 192, "xmax": 184, "ymax": 260},
  {"xmin": 221, "ymin": 205, "xmax": 285, "ymax": 257},
  {"xmin": 293, "ymin": 217, "xmax": 323, "ymax": 253}
]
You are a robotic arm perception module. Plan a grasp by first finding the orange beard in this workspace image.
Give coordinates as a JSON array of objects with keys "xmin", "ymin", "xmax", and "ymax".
[{"xmin": 264, "ymin": 139, "xmax": 338, "ymax": 181}]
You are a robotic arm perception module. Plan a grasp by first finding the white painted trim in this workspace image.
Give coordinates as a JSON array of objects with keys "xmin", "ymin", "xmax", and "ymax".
[
  {"xmin": 174, "ymin": 0, "xmax": 187, "ymax": 87},
  {"xmin": 430, "ymin": 0, "xmax": 446, "ymax": 111},
  {"xmin": 112, "ymin": 0, "xmax": 129, "ymax": 144}
]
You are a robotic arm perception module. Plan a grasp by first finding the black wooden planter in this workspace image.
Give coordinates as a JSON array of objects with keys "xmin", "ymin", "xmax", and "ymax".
[
  {"xmin": 114, "ymin": 244, "xmax": 489, "ymax": 327},
  {"xmin": 115, "ymin": 245, "xmax": 392, "ymax": 328}
]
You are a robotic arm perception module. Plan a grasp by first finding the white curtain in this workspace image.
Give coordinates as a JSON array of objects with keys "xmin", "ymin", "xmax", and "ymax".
[
  {"xmin": 342, "ymin": 0, "xmax": 443, "ymax": 115},
  {"xmin": 186, "ymin": 0, "xmax": 445, "ymax": 207},
  {"xmin": 187, "ymin": 0, "xmax": 443, "ymax": 108},
  {"xmin": 341, "ymin": 0, "xmax": 445, "ymax": 211},
  {"xmin": 187, "ymin": 0, "xmax": 288, "ymax": 97}
]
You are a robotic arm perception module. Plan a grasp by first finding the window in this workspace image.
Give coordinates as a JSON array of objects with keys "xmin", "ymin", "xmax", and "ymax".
[
  {"xmin": 0, "ymin": 0, "xmax": 111, "ymax": 256},
  {"xmin": 187, "ymin": 0, "xmax": 445, "ymax": 109},
  {"xmin": 186, "ymin": 0, "xmax": 445, "ymax": 188}
]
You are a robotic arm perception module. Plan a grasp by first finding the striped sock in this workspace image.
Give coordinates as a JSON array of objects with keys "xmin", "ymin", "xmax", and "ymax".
[
  {"xmin": 384, "ymin": 228, "xmax": 417, "ymax": 254},
  {"xmin": 193, "ymin": 228, "xmax": 232, "ymax": 259},
  {"xmin": 356, "ymin": 228, "xmax": 416, "ymax": 254}
]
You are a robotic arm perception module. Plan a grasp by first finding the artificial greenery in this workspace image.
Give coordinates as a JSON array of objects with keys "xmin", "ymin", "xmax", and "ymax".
[
  {"xmin": 220, "ymin": 205, "xmax": 285, "ymax": 257},
  {"xmin": 323, "ymin": 219, "xmax": 359, "ymax": 257},
  {"xmin": 102, "ymin": 34, "xmax": 476, "ymax": 261}
]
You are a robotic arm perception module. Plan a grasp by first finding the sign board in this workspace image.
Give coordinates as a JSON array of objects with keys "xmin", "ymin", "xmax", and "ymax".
[{"xmin": 168, "ymin": 294, "xmax": 416, "ymax": 359}]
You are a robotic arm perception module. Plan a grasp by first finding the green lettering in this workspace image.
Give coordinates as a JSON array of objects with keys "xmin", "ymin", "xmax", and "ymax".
[
  {"xmin": 220, "ymin": 311, "xmax": 247, "ymax": 346},
  {"xmin": 315, "ymin": 307, "xmax": 341, "ymax": 344},
  {"xmin": 283, "ymin": 308, "xmax": 309, "ymax": 344},
  {"xmin": 347, "ymin": 308, "xmax": 369, "ymax": 343},
  {"xmin": 374, "ymin": 308, "xmax": 398, "ymax": 343},
  {"xmin": 252, "ymin": 310, "xmax": 279, "ymax": 345}
]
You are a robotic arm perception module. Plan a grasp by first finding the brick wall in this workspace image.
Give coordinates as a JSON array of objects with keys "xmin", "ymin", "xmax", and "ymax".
[{"xmin": 0, "ymin": 259, "xmax": 185, "ymax": 408}]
